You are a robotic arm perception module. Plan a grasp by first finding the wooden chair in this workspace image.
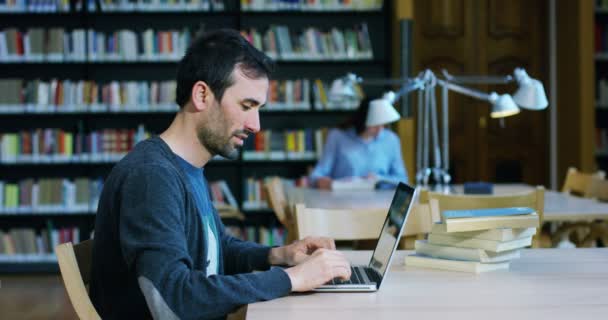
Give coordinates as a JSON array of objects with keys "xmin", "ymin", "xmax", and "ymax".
[
  {"xmin": 425, "ymin": 186, "xmax": 548, "ymax": 248},
  {"xmin": 557, "ymin": 168, "xmax": 606, "ymax": 246},
  {"xmin": 55, "ymin": 240, "xmax": 100, "ymax": 320},
  {"xmin": 294, "ymin": 201, "xmax": 438, "ymax": 245},
  {"xmin": 574, "ymin": 178, "xmax": 608, "ymax": 247},
  {"xmin": 295, "ymin": 203, "xmax": 386, "ymax": 240},
  {"xmin": 56, "ymin": 241, "xmax": 248, "ymax": 320},
  {"xmin": 265, "ymin": 177, "xmax": 298, "ymax": 244},
  {"xmin": 589, "ymin": 178, "xmax": 608, "ymax": 202},
  {"xmin": 561, "ymin": 167, "xmax": 606, "ymax": 197}
]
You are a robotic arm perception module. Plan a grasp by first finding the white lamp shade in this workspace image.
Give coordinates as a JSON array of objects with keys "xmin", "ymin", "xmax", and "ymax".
[
  {"xmin": 513, "ymin": 78, "xmax": 549, "ymax": 110},
  {"xmin": 489, "ymin": 93, "xmax": 520, "ymax": 118},
  {"xmin": 366, "ymin": 98, "xmax": 401, "ymax": 126},
  {"xmin": 512, "ymin": 68, "xmax": 548, "ymax": 110}
]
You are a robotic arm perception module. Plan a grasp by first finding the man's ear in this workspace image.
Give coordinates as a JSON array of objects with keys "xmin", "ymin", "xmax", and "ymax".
[{"xmin": 191, "ymin": 81, "xmax": 214, "ymax": 112}]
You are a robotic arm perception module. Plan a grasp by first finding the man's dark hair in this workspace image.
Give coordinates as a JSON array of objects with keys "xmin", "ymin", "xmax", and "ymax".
[
  {"xmin": 175, "ymin": 29, "xmax": 275, "ymax": 108},
  {"xmin": 339, "ymin": 97, "xmax": 371, "ymax": 135}
]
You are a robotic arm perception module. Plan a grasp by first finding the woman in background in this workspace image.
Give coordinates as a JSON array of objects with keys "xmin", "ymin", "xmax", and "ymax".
[{"xmin": 310, "ymin": 97, "xmax": 408, "ymax": 189}]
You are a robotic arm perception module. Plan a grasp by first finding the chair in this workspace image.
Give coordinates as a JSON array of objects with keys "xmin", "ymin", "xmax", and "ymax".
[
  {"xmin": 589, "ymin": 178, "xmax": 608, "ymax": 202},
  {"xmin": 574, "ymin": 178, "xmax": 608, "ymax": 247},
  {"xmin": 561, "ymin": 167, "xmax": 606, "ymax": 197},
  {"xmin": 265, "ymin": 177, "xmax": 298, "ymax": 243},
  {"xmin": 556, "ymin": 168, "xmax": 606, "ymax": 246},
  {"xmin": 295, "ymin": 203, "xmax": 386, "ymax": 240},
  {"xmin": 294, "ymin": 201, "xmax": 437, "ymax": 244},
  {"xmin": 425, "ymin": 186, "xmax": 548, "ymax": 247},
  {"xmin": 55, "ymin": 240, "xmax": 100, "ymax": 320}
]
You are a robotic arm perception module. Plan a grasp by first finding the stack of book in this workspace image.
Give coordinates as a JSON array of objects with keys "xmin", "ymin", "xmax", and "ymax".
[{"xmin": 405, "ymin": 207, "xmax": 539, "ymax": 273}]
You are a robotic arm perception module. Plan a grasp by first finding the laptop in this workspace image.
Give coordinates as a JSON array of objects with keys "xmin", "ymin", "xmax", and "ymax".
[{"xmin": 313, "ymin": 182, "xmax": 419, "ymax": 292}]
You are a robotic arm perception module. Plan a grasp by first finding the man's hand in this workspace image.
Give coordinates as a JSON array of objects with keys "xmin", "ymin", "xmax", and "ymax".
[
  {"xmin": 284, "ymin": 249, "xmax": 351, "ymax": 292},
  {"xmin": 269, "ymin": 236, "xmax": 335, "ymax": 266},
  {"xmin": 316, "ymin": 177, "xmax": 332, "ymax": 190}
]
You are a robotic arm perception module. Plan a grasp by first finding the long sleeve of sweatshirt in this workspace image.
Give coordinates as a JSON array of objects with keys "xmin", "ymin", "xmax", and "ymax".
[{"xmin": 119, "ymin": 165, "xmax": 291, "ymax": 320}]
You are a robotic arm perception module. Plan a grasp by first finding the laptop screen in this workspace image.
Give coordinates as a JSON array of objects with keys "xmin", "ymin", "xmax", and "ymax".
[{"xmin": 368, "ymin": 183, "xmax": 417, "ymax": 282}]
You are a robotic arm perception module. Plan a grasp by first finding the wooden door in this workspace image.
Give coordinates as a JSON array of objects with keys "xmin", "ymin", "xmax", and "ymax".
[{"xmin": 413, "ymin": 0, "xmax": 548, "ymax": 185}]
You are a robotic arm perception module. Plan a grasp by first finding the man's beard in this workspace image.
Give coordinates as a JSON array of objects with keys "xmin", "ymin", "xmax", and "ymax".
[{"xmin": 196, "ymin": 124, "xmax": 244, "ymax": 160}]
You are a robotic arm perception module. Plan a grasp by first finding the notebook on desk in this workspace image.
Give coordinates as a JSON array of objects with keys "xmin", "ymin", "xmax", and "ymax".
[{"xmin": 313, "ymin": 182, "xmax": 418, "ymax": 292}]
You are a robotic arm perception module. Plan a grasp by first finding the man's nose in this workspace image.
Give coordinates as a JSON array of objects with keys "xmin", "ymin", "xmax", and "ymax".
[{"xmin": 244, "ymin": 109, "xmax": 260, "ymax": 133}]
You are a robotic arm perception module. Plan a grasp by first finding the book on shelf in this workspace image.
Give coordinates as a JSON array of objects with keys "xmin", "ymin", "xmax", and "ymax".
[
  {"xmin": 427, "ymin": 233, "xmax": 533, "ymax": 253},
  {"xmin": 0, "ymin": 177, "xmax": 104, "ymax": 214},
  {"xmin": 430, "ymin": 224, "xmax": 537, "ymax": 242},
  {"xmin": 405, "ymin": 254, "xmax": 510, "ymax": 274},
  {"xmin": 0, "ymin": 27, "xmax": 195, "ymax": 63},
  {"xmin": 241, "ymin": 23, "xmax": 373, "ymax": 61},
  {"xmin": 87, "ymin": 28, "xmax": 191, "ymax": 62},
  {"xmin": 0, "ymin": 0, "xmax": 71, "ymax": 13},
  {"xmin": 90, "ymin": 0, "xmax": 226, "ymax": 12},
  {"xmin": 224, "ymin": 225, "xmax": 286, "ymax": 246},
  {"xmin": 242, "ymin": 129, "xmax": 318, "ymax": 161},
  {"xmin": 241, "ymin": 0, "xmax": 383, "ymax": 11},
  {"xmin": 441, "ymin": 212, "xmax": 539, "ymax": 233},
  {"xmin": 0, "ymin": 27, "xmax": 87, "ymax": 62},
  {"xmin": 0, "ymin": 224, "xmax": 83, "ymax": 260},
  {"xmin": 0, "ymin": 78, "xmax": 178, "ymax": 114},
  {"xmin": 265, "ymin": 79, "xmax": 311, "ymax": 111},
  {"xmin": 243, "ymin": 177, "xmax": 268, "ymax": 210},
  {"xmin": 0, "ymin": 125, "xmax": 150, "ymax": 164},
  {"xmin": 414, "ymin": 240, "xmax": 520, "ymax": 263}
]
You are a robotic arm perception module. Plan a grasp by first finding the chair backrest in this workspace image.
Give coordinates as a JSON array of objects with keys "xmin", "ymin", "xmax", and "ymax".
[
  {"xmin": 264, "ymin": 177, "xmax": 298, "ymax": 243},
  {"xmin": 427, "ymin": 186, "xmax": 545, "ymax": 234},
  {"xmin": 588, "ymin": 178, "xmax": 608, "ymax": 201},
  {"xmin": 55, "ymin": 240, "xmax": 100, "ymax": 320},
  {"xmin": 561, "ymin": 167, "xmax": 606, "ymax": 197},
  {"xmin": 265, "ymin": 177, "xmax": 289, "ymax": 225},
  {"xmin": 294, "ymin": 194, "xmax": 438, "ymax": 241},
  {"xmin": 295, "ymin": 203, "xmax": 387, "ymax": 240}
]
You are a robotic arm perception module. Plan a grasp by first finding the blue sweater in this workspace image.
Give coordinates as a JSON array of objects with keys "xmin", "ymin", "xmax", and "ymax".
[
  {"xmin": 310, "ymin": 128, "xmax": 408, "ymax": 184},
  {"xmin": 90, "ymin": 136, "xmax": 292, "ymax": 319}
]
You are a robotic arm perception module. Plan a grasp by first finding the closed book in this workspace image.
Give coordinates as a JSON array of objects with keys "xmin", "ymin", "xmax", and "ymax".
[
  {"xmin": 431, "ymin": 224, "xmax": 537, "ymax": 241},
  {"xmin": 441, "ymin": 207, "xmax": 535, "ymax": 220},
  {"xmin": 405, "ymin": 254, "xmax": 510, "ymax": 273},
  {"xmin": 414, "ymin": 240, "xmax": 520, "ymax": 263},
  {"xmin": 428, "ymin": 233, "xmax": 532, "ymax": 252},
  {"xmin": 443, "ymin": 213, "xmax": 539, "ymax": 232}
]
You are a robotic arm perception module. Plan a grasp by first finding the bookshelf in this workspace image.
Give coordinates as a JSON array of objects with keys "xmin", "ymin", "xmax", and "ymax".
[
  {"xmin": 0, "ymin": 0, "xmax": 391, "ymax": 272},
  {"xmin": 595, "ymin": 2, "xmax": 608, "ymax": 172}
]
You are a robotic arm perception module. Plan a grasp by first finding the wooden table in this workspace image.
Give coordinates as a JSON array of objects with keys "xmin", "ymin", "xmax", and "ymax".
[
  {"xmin": 247, "ymin": 249, "xmax": 608, "ymax": 320},
  {"xmin": 288, "ymin": 184, "xmax": 608, "ymax": 222}
]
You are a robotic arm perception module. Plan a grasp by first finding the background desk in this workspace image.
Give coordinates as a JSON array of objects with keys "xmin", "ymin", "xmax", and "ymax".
[
  {"xmin": 247, "ymin": 249, "xmax": 608, "ymax": 320},
  {"xmin": 288, "ymin": 184, "xmax": 608, "ymax": 222}
]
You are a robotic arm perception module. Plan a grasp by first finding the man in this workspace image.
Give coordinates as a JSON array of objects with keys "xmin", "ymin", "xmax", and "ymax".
[{"xmin": 90, "ymin": 29, "xmax": 351, "ymax": 319}]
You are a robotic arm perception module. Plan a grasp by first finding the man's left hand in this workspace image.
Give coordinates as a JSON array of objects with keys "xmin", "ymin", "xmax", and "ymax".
[{"xmin": 269, "ymin": 236, "xmax": 336, "ymax": 266}]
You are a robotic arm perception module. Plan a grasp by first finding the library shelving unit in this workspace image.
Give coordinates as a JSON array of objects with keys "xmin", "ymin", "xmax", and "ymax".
[
  {"xmin": 595, "ymin": 2, "xmax": 608, "ymax": 172},
  {"xmin": 0, "ymin": 0, "xmax": 391, "ymax": 272}
]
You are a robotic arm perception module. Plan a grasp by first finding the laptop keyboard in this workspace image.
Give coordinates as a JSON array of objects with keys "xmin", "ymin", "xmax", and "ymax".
[
  {"xmin": 328, "ymin": 267, "xmax": 366, "ymax": 285},
  {"xmin": 364, "ymin": 267, "xmax": 381, "ymax": 283}
]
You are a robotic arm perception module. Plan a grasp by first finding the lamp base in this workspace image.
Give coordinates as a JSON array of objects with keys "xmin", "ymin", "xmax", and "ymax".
[{"xmin": 415, "ymin": 168, "xmax": 452, "ymax": 193}]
